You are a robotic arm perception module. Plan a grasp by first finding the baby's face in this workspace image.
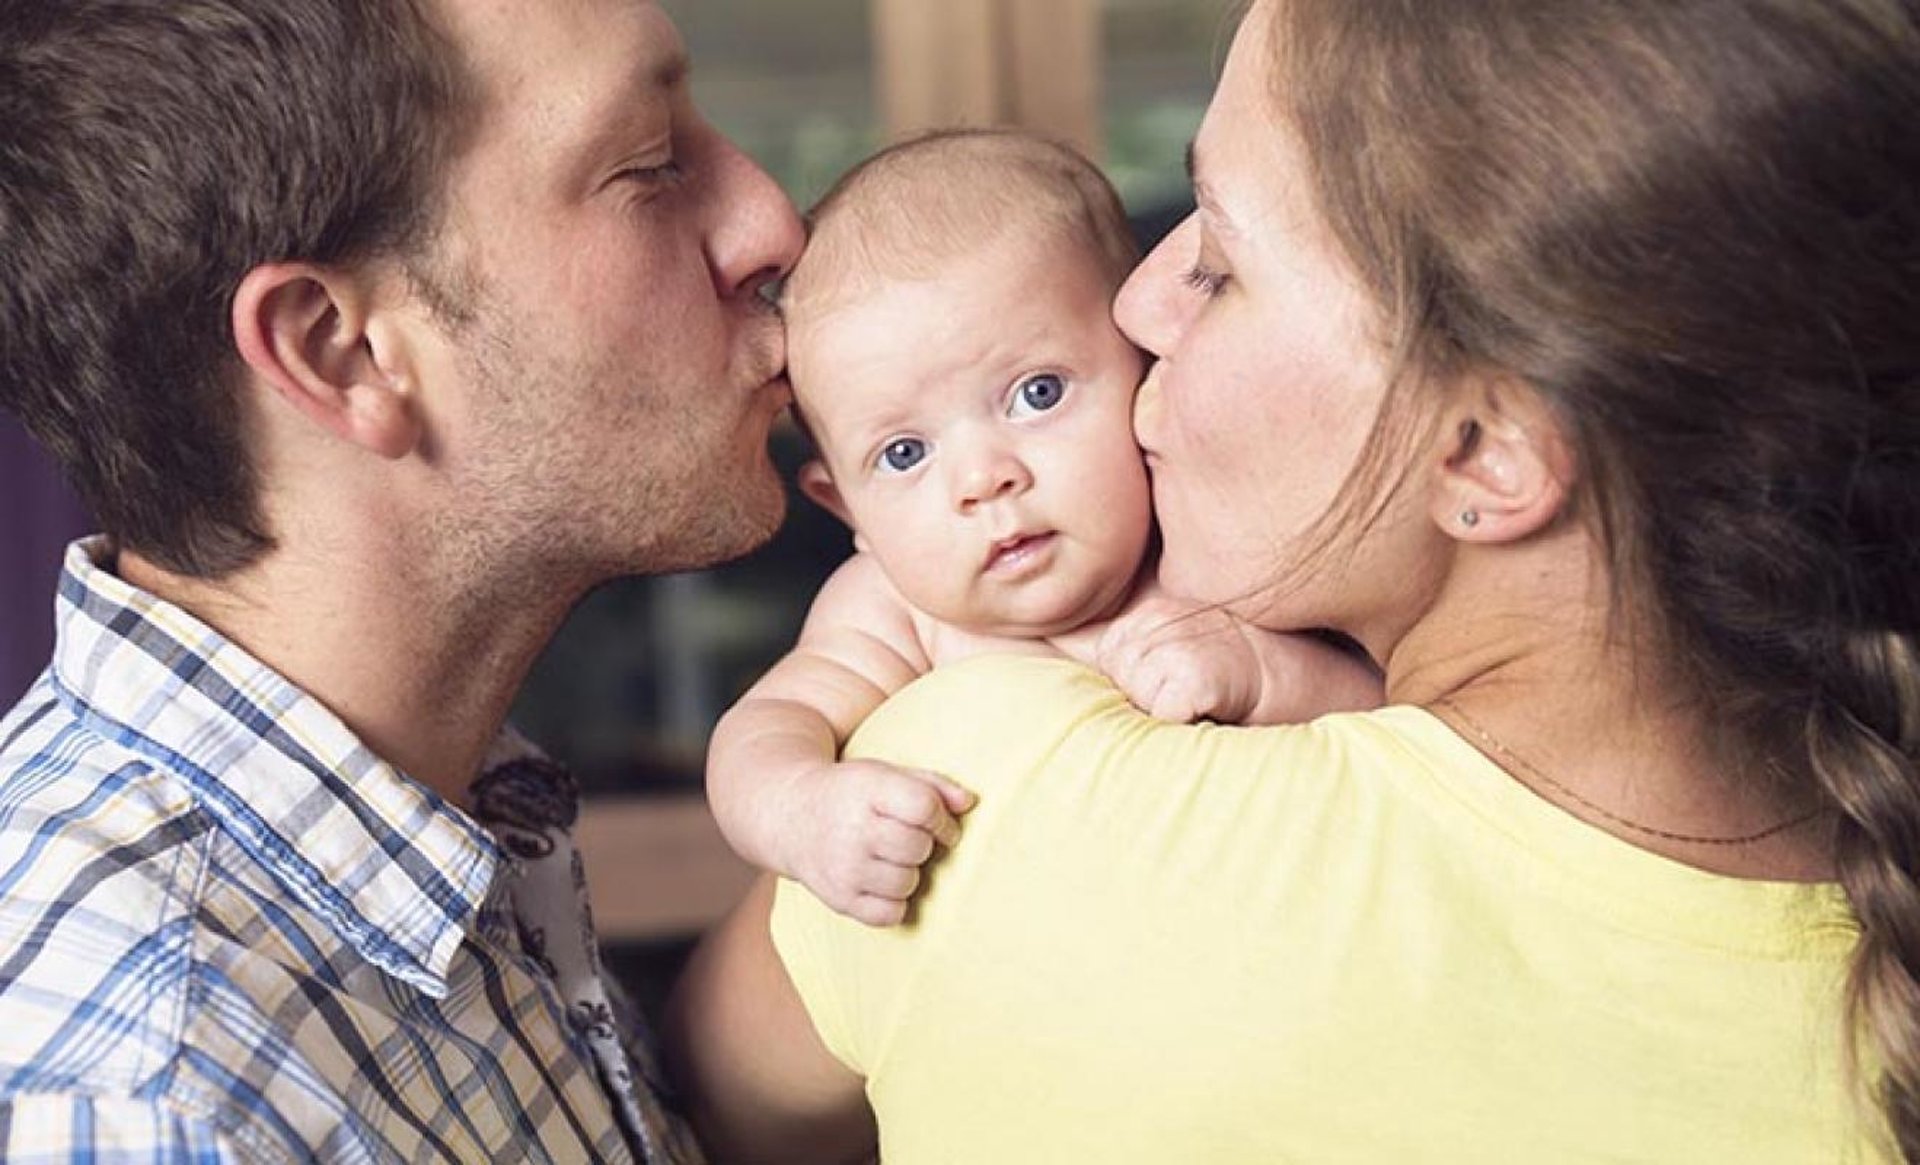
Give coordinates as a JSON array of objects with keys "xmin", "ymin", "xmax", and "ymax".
[{"xmin": 791, "ymin": 235, "xmax": 1152, "ymax": 637}]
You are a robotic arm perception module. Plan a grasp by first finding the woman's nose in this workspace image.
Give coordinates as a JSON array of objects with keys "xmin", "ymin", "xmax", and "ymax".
[
  {"xmin": 1113, "ymin": 214, "xmax": 1199, "ymax": 359},
  {"xmin": 1133, "ymin": 367, "xmax": 1165, "ymax": 451}
]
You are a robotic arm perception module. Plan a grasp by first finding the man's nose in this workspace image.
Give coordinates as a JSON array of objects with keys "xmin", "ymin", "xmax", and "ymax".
[{"xmin": 704, "ymin": 130, "xmax": 805, "ymax": 299}]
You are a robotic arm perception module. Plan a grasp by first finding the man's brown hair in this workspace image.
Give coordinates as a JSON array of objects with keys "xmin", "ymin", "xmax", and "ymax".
[{"xmin": 0, "ymin": 0, "xmax": 472, "ymax": 576}]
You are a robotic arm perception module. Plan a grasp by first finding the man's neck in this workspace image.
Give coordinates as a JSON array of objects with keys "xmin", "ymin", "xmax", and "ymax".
[{"xmin": 118, "ymin": 536, "xmax": 578, "ymax": 809}]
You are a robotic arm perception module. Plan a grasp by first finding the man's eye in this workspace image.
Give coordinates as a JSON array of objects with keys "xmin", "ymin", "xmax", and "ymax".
[
  {"xmin": 878, "ymin": 437, "xmax": 928, "ymax": 473},
  {"xmin": 618, "ymin": 160, "xmax": 685, "ymax": 187},
  {"xmin": 1009, "ymin": 373, "xmax": 1067, "ymax": 418}
]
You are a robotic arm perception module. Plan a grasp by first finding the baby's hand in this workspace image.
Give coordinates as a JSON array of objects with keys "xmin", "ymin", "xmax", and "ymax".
[
  {"xmin": 783, "ymin": 760, "xmax": 976, "ymax": 927},
  {"xmin": 1096, "ymin": 597, "xmax": 1263, "ymax": 723}
]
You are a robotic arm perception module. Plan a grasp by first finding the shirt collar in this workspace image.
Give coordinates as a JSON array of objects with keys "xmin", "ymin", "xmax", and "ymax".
[{"xmin": 48, "ymin": 537, "xmax": 500, "ymax": 997}]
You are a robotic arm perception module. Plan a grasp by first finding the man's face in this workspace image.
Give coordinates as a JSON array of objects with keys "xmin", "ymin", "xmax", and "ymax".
[
  {"xmin": 419, "ymin": 0, "xmax": 804, "ymax": 584},
  {"xmin": 792, "ymin": 234, "xmax": 1152, "ymax": 638}
]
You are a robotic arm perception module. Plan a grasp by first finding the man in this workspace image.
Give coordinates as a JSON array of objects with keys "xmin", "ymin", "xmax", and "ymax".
[{"xmin": 0, "ymin": 0, "xmax": 801, "ymax": 1159}]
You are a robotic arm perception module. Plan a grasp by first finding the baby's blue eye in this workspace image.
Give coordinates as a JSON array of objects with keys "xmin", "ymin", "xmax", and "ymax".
[
  {"xmin": 1010, "ymin": 373, "xmax": 1067, "ymax": 418},
  {"xmin": 878, "ymin": 437, "xmax": 927, "ymax": 473}
]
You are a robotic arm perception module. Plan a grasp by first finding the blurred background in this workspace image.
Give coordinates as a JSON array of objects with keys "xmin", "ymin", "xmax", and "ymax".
[
  {"xmin": 0, "ymin": 0, "xmax": 1235, "ymax": 1005},
  {"xmin": 512, "ymin": 0, "xmax": 1228, "ymax": 789}
]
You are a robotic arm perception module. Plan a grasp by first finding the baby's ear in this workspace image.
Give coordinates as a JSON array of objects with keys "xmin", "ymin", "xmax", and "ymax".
[{"xmin": 797, "ymin": 459, "xmax": 854, "ymax": 528}]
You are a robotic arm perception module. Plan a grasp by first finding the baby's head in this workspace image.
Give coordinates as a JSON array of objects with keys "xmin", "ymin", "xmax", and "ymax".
[{"xmin": 787, "ymin": 130, "xmax": 1152, "ymax": 638}]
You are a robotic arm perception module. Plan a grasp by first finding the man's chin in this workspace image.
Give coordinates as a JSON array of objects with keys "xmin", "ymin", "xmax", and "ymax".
[
  {"xmin": 714, "ymin": 486, "xmax": 788, "ymax": 563},
  {"xmin": 637, "ymin": 471, "xmax": 788, "ymax": 577}
]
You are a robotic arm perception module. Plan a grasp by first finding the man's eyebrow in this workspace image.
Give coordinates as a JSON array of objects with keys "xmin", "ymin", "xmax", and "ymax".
[{"xmin": 652, "ymin": 49, "xmax": 690, "ymax": 92}]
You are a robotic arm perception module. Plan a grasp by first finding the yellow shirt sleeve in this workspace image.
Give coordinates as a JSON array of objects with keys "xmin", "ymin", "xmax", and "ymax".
[
  {"xmin": 772, "ymin": 654, "xmax": 1134, "ymax": 1074},
  {"xmin": 773, "ymin": 654, "xmax": 1885, "ymax": 1165}
]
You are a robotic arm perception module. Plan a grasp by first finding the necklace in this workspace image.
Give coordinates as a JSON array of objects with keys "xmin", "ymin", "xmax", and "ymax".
[{"xmin": 1431, "ymin": 698, "xmax": 1825, "ymax": 847}]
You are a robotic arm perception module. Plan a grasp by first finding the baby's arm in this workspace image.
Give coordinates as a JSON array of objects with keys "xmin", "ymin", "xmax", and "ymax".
[
  {"xmin": 1091, "ymin": 579, "xmax": 1383, "ymax": 725},
  {"xmin": 707, "ymin": 554, "xmax": 975, "ymax": 927}
]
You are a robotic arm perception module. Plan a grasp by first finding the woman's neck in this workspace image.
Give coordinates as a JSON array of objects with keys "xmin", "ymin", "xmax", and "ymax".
[{"xmin": 1384, "ymin": 527, "xmax": 1832, "ymax": 880}]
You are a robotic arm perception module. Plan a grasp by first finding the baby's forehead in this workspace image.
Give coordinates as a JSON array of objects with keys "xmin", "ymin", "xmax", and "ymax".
[
  {"xmin": 787, "ymin": 222, "xmax": 1113, "ymax": 333},
  {"xmin": 791, "ymin": 236, "xmax": 1104, "ymax": 377},
  {"xmin": 790, "ymin": 212, "xmax": 1063, "ymax": 308},
  {"xmin": 787, "ymin": 291, "xmax": 986, "ymax": 454},
  {"xmin": 787, "ymin": 216, "xmax": 1126, "ymax": 452}
]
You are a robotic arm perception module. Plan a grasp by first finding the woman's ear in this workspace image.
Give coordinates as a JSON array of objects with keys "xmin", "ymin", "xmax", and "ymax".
[
  {"xmin": 1428, "ymin": 377, "xmax": 1576, "ymax": 543},
  {"xmin": 231, "ymin": 261, "xmax": 423, "ymax": 459}
]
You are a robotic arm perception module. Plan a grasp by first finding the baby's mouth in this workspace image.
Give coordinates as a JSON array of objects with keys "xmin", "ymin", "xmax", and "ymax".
[{"xmin": 985, "ymin": 532, "xmax": 1055, "ymax": 574}]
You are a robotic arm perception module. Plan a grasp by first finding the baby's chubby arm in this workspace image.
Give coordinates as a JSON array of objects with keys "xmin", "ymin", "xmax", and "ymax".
[
  {"xmin": 707, "ymin": 553, "xmax": 975, "ymax": 927},
  {"xmin": 1091, "ymin": 578, "xmax": 1384, "ymax": 725}
]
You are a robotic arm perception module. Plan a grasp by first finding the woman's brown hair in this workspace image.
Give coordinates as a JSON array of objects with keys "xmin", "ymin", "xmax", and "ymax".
[{"xmin": 1267, "ymin": 0, "xmax": 1920, "ymax": 1152}]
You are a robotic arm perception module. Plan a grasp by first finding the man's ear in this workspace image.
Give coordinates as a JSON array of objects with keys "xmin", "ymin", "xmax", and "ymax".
[
  {"xmin": 1428, "ymin": 377, "xmax": 1575, "ymax": 543},
  {"xmin": 231, "ymin": 261, "xmax": 422, "ymax": 459}
]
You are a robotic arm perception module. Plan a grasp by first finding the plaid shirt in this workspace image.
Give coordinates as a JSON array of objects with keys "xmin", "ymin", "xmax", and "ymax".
[{"xmin": 0, "ymin": 539, "xmax": 702, "ymax": 1163}]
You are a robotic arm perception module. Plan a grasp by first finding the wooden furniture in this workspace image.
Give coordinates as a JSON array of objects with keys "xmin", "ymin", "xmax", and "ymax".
[
  {"xmin": 577, "ymin": 796, "xmax": 757, "ymax": 939},
  {"xmin": 872, "ymin": 0, "xmax": 1102, "ymax": 157}
]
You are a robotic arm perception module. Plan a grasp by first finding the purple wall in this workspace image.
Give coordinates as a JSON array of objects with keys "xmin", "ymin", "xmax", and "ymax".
[{"xmin": 1, "ymin": 416, "xmax": 87, "ymax": 705}]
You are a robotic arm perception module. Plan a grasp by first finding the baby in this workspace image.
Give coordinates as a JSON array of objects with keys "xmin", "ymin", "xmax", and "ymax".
[{"xmin": 708, "ymin": 130, "xmax": 1382, "ymax": 925}]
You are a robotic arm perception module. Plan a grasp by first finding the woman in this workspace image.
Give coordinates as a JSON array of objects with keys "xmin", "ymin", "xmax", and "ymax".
[{"xmin": 665, "ymin": 0, "xmax": 1920, "ymax": 1160}]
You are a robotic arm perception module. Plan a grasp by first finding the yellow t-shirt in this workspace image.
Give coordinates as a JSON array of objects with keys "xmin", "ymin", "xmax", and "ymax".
[{"xmin": 772, "ymin": 655, "xmax": 1888, "ymax": 1163}]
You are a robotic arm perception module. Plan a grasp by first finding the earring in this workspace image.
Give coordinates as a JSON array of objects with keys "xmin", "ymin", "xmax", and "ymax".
[{"xmin": 1459, "ymin": 509, "xmax": 1480, "ymax": 529}]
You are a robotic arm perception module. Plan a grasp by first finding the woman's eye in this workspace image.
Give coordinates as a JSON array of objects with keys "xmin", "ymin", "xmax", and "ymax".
[
  {"xmin": 877, "ymin": 437, "xmax": 928, "ymax": 473},
  {"xmin": 1183, "ymin": 263, "xmax": 1229, "ymax": 298},
  {"xmin": 1009, "ymin": 373, "xmax": 1067, "ymax": 418}
]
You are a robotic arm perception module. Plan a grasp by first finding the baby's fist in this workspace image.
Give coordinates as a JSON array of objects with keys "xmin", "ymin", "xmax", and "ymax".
[
  {"xmin": 790, "ymin": 761, "xmax": 975, "ymax": 926},
  {"xmin": 1098, "ymin": 601, "xmax": 1262, "ymax": 723}
]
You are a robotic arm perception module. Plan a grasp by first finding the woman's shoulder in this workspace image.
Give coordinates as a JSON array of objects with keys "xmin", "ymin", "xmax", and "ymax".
[
  {"xmin": 844, "ymin": 655, "xmax": 1125, "ymax": 784},
  {"xmin": 859, "ymin": 653, "xmax": 1120, "ymax": 721},
  {"xmin": 844, "ymin": 654, "xmax": 1445, "ymax": 802}
]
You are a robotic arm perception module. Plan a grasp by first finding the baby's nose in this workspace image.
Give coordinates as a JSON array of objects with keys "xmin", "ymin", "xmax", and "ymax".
[{"xmin": 955, "ymin": 447, "xmax": 1032, "ymax": 508}]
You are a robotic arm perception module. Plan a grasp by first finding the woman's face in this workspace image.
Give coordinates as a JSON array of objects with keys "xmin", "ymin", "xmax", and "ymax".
[{"xmin": 1114, "ymin": 0, "xmax": 1427, "ymax": 643}]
